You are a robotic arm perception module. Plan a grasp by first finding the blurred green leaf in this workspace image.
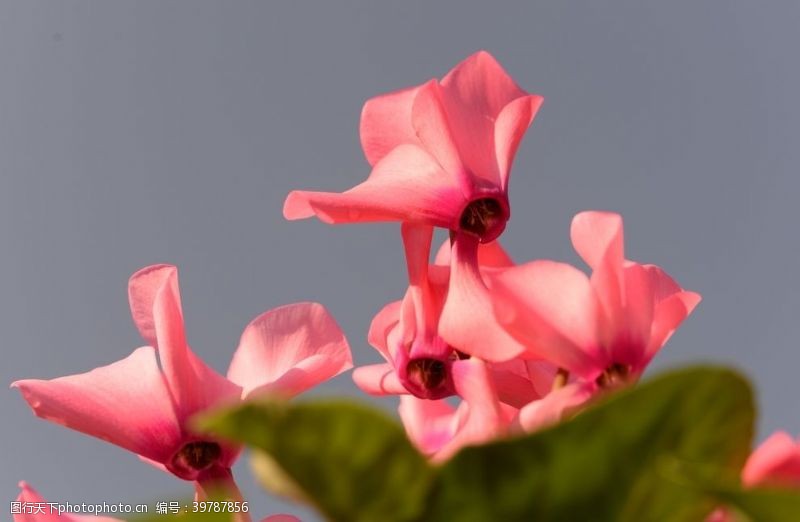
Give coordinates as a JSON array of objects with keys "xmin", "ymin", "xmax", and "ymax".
[
  {"xmin": 425, "ymin": 366, "xmax": 754, "ymax": 521},
  {"xmin": 199, "ymin": 400, "xmax": 434, "ymax": 522},
  {"xmin": 200, "ymin": 367, "xmax": 756, "ymax": 522}
]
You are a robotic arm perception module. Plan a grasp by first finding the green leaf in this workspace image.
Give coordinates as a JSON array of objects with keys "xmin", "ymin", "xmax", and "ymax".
[
  {"xmin": 199, "ymin": 400, "xmax": 435, "ymax": 522},
  {"xmin": 425, "ymin": 366, "xmax": 754, "ymax": 522}
]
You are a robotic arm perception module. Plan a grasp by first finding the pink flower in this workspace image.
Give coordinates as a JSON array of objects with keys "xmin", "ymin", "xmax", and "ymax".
[
  {"xmin": 353, "ymin": 225, "xmax": 549, "ymax": 406},
  {"xmin": 283, "ymin": 51, "xmax": 543, "ymax": 243},
  {"xmin": 488, "ymin": 211, "xmax": 701, "ymax": 385},
  {"xmin": 707, "ymin": 431, "xmax": 800, "ymax": 520},
  {"xmin": 398, "ymin": 359, "xmax": 517, "ymax": 462},
  {"xmin": 742, "ymin": 431, "xmax": 800, "ymax": 488},
  {"xmin": 13, "ymin": 265, "xmax": 352, "ymax": 490},
  {"xmin": 13, "ymin": 482, "xmax": 121, "ymax": 522}
]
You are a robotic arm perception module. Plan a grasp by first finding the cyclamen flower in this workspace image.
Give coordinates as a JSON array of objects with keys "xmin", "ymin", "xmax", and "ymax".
[
  {"xmin": 707, "ymin": 431, "xmax": 800, "ymax": 521},
  {"xmin": 283, "ymin": 51, "xmax": 543, "ymax": 243},
  {"xmin": 353, "ymin": 224, "xmax": 550, "ymax": 406},
  {"xmin": 488, "ymin": 211, "xmax": 700, "ymax": 387},
  {"xmin": 13, "ymin": 265, "xmax": 352, "ymax": 491}
]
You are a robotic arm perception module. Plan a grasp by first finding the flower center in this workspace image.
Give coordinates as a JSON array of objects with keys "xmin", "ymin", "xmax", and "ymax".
[
  {"xmin": 405, "ymin": 358, "xmax": 449, "ymax": 398},
  {"xmin": 595, "ymin": 363, "xmax": 631, "ymax": 389},
  {"xmin": 171, "ymin": 441, "xmax": 222, "ymax": 475},
  {"xmin": 459, "ymin": 198, "xmax": 506, "ymax": 242}
]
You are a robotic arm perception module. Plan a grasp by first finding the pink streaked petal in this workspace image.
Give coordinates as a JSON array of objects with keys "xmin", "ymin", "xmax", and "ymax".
[
  {"xmin": 228, "ymin": 303, "xmax": 352, "ymax": 399},
  {"xmin": 128, "ymin": 264, "xmax": 180, "ymax": 348},
  {"xmin": 491, "ymin": 259, "xmax": 602, "ymax": 375},
  {"xmin": 489, "ymin": 359, "xmax": 546, "ymax": 408},
  {"xmin": 352, "ymin": 363, "xmax": 407, "ymax": 396},
  {"xmin": 359, "ymin": 85, "xmax": 421, "ymax": 166},
  {"xmin": 398, "ymin": 395, "xmax": 457, "ymax": 455},
  {"xmin": 411, "ymin": 80, "xmax": 466, "ymax": 178},
  {"xmin": 16, "ymin": 482, "xmax": 122, "ymax": 522},
  {"xmin": 433, "ymin": 238, "xmax": 514, "ymax": 268},
  {"xmin": 570, "ymin": 211, "xmax": 625, "ymax": 270},
  {"xmin": 438, "ymin": 234, "xmax": 527, "ymax": 362},
  {"xmin": 517, "ymin": 381, "xmax": 596, "ymax": 433},
  {"xmin": 743, "ymin": 431, "xmax": 800, "ymax": 487},
  {"xmin": 494, "ymin": 94, "xmax": 544, "ymax": 189},
  {"xmin": 367, "ymin": 300, "xmax": 402, "ymax": 361},
  {"xmin": 608, "ymin": 263, "xmax": 655, "ymax": 367},
  {"xmin": 440, "ymin": 51, "xmax": 529, "ymax": 185},
  {"xmin": 641, "ymin": 263, "xmax": 683, "ymax": 303},
  {"xmin": 12, "ymin": 347, "xmax": 181, "ymax": 464},
  {"xmin": 283, "ymin": 144, "xmax": 465, "ymax": 227},
  {"xmin": 645, "ymin": 290, "xmax": 702, "ymax": 363},
  {"xmin": 435, "ymin": 359, "xmax": 509, "ymax": 461}
]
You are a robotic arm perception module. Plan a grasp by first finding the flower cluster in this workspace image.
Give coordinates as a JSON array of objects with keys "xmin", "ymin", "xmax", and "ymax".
[{"xmin": 12, "ymin": 51, "xmax": 798, "ymax": 521}]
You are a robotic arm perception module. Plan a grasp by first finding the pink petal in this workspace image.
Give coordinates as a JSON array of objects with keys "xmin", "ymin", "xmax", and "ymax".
[
  {"xmin": 608, "ymin": 263, "xmax": 655, "ymax": 367},
  {"xmin": 494, "ymin": 94, "xmax": 544, "ymax": 189},
  {"xmin": 488, "ymin": 359, "xmax": 548, "ymax": 408},
  {"xmin": 228, "ymin": 302, "xmax": 352, "ymax": 399},
  {"xmin": 516, "ymin": 381, "xmax": 596, "ymax": 433},
  {"xmin": 742, "ymin": 431, "xmax": 800, "ymax": 487},
  {"xmin": 435, "ymin": 358, "xmax": 509, "ymax": 461},
  {"xmin": 367, "ymin": 300, "xmax": 402, "ymax": 361},
  {"xmin": 359, "ymin": 85, "xmax": 421, "ymax": 166},
  {"xmin": 129, "ymin": 265, "xmax": 240, "ymax": 421},
  {"xmin": 283, "ymin": 144, "xmax": 465, "ymax": 228},
  {"xmin": 491, "ymin": 259, "xmax": 602, "ymax": 378},
  {"xmin": 410, "ymin": 79, "xmax": 466, "ymax": 178},
  {"xmin": 440, "ymin": 51, "xmax": 530, "ymax": 186},
  {"xmin": 433, "ymin": 238, "xmax": 514, "ymax": 268},
  {"xmin": 645, "ymin": 290, "xmax": 701, "ymax": 363},
  {"xmin": 438, "ymin": 233, "xmax": 528, "ymax": 362},
  {"xmin": 398, "ymin": 395, "xmax": 457, "ymax": 455},
  {"xmin": 352, "ymin": 363, "xmax": 407, "ymax": 396},
  {"xmin": 12, "ymin": 347, "xmax": 181, "ymax": 464}
]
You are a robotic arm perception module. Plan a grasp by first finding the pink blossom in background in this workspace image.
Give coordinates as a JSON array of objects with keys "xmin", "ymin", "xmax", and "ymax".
[
  {"xmin": 13, "ymin": 264, "xmax": 352, "ymax": 494},
  {"xmin": 283, "ymin": 51, "xmax": 543, "ymax": 243},
  {"xmin": 489, "ymin": 211, "xmax": 700, "ymax": 388},
  {"xmin": 353, "ymin": 224, "xmax": 550, "ymax": 406}
]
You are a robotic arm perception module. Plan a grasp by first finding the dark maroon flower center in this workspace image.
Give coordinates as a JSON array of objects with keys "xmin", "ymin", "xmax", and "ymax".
[
  {"xmin": 459, "ymin": 198, "xmax": 506, "ymax": 241},
  {"xmin": 407, "ymin": 358, "xmax": 447, "ymax": 391},
  {"xmin": 172, "ymin": 441, "xmax": 222, "ymax": 474},
  {"xmin": 595, "ymin": 363, "xmax": 631, "ymax": 389}
]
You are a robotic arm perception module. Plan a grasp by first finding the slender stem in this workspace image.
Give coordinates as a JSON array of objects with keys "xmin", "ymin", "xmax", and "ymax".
[{"xmin": 195, "ymin": 467, "xmax": 252, "ymax": 522}]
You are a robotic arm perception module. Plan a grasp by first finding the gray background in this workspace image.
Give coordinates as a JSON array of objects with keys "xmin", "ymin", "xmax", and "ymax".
[{"xmin": 1, "ymin": 1, "xmax": 798, "ymax": 520}]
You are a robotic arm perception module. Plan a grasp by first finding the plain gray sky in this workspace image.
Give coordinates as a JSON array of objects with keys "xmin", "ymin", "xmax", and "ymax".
[{"xmin": 2, "ymin": 1, "xmax": 798, "ymax": 520}]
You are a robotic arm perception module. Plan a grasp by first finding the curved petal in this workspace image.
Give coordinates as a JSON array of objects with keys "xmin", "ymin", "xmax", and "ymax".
[
  {"xmin": 435, "ymin": 359, "xmax": 509, "ymax": 461},
  {"xmin": 367, "ymin": 300, "xmax": 402, "ymax": 361},
  {"xmin": 359, "ymin": 85, "xmax": 421, "ymax": 166},
  {"xmin": 491, "ymin": 259, "xmax": 602, "ymax": 378},
  {"xmin": 352, "ymin": 363, "xmax": 407, "ymax": 396},
  {"xmin": 438, "ymin": 234, "xmax": 527, "ymax": 362},
  {"xmin": 130, "ymin": 265, "xmax": 240, "ymax": 420},
  {"xmin": 433, "ymin": 238, "xmax": 514, "ymax": 268},
  {"xmin": 610, "ymin": 263, "xmax": 655, "ymax": 367},
  {"xmin": 410, "ymin": 79, "xmax": 465, "ymax": 178},
  {"xmin": 398, "ymin": 395, "xmax": 457, "ymax": 455},
  {"xmin": 228, "ymin": 302, "xmax": 352, "ymax": 399},
  {"xmin": 516, "ymin": 381, "xmax": 596, "ymax": 433},
  {"xmin": 494, "ymin": 94, "xmax": 544, "ymax": 189},
  {"xmin": 488, "ymin": 359, "xmax": 546, "ymax": 408},
  {"xmin": 742, "ymin": 431, "xmax": 800, "ymax": 487},
  {"xmin": 12, "ymin": 347, "xmax": 181, "ymax": 464},
  {"xmin": 440, "ymin": 51, "xmax": 529, "ymax": 185},
  {"xmin": 283, "ymin": 144, "xmax": 465, "ymax": 228},
  {"xmin": 645, "ymin": 290, "xmax": 701, "ymax": 364}
]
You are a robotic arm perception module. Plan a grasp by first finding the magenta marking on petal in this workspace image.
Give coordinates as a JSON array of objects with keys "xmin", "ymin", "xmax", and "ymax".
[
  {"xmin": 401, "ymin": 357, "xmax": 455, "ymax": 400},
  {"xmin": 169, "ymin": 441, "xmax": 223, "ymax": 480}
]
